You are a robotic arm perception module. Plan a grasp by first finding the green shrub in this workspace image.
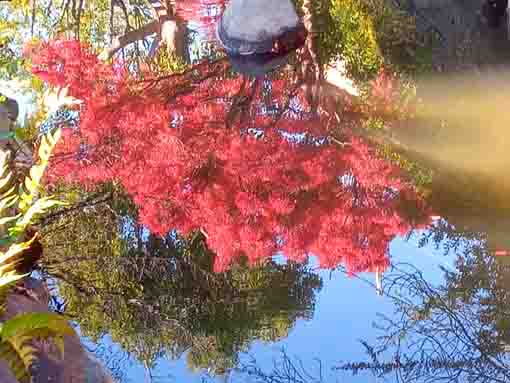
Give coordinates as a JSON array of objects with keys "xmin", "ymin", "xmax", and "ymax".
[
  {"xmin": 294, "ymin": 0, "xmax": 429, "ymax": 80},
  {"xmin": 363, "ymin": 0, "xmax": 430, "ymax": 74},
  {"xmin": 376, "ymin": 144, "xmax": 433, "ymax": 188},
  {"xmin": 329, "ymin": 0, "xmax": 383, "ymax": 80}
]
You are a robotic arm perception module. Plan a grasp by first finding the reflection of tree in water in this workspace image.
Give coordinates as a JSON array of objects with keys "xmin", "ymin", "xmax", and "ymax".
[
  {"xmin": 336, "ymin": 181, "xmax": 510, "ymax": 382},
  {"xmin": 28, "ymin": 1, "xmax": 434, "ymax": 376},
  {"xmin": 418, "ymin": 220, "xmax": 510, "ymax": 353},
  {"xmin": 336, "ymin": 258, "xmax": 510, "ymax": 382},
  {"xmin": 236, "ymin": 264, "xmax": 510, "ymax": 382},
  {"xmin": 40, "ymin": 193, "xmax": 322, "ymax": 375},
  {"xmin": 29, "ymin": 36, "xmax": 429, "ymax": 275},
  {"xmin": 236, "ymin": 222, "xmax": 510, "ymax": 383}
]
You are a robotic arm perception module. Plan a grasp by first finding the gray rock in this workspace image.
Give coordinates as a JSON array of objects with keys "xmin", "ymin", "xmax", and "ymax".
[
  {"xmin": 217, "ymin": 0, "xmax": 300, "ymax": 55},
  {"xmin": 0, "ymin": 95, "xmax": 18, "ymax": 140},
  {"xmin": 0, "ymin": 95, "xmax": 19, "ymax": 122},
  {"xmin": 0, "ymin": 278, "xmax": 114, "ymax": 383}
]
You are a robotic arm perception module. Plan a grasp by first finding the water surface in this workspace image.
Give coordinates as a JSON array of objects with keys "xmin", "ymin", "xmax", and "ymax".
[{"xmin": 33, "ymin": 1, "xmax": 510, "ymax": 382}]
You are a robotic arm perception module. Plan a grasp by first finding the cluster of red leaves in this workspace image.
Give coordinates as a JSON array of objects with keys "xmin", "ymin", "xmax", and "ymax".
[
  {"xmin": 175, "ymin": 0, "xmax": 226, "ymax": 39},
  {"xmin": 28, "ymin": 40, "xmax": 430, "ymax": 274},
  {"xmin": 364, "ymin": 69, "xmax": 417, "ymax": 119}
]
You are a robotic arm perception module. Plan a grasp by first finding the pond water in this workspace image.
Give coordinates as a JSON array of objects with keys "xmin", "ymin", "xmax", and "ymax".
[
  {"xmin": 6, "ymin": 0, "xmax": 510, "ymax": 382},
  {"xmin": 83, "ymin": 236, "xmax": 460, "ymax": 383}
]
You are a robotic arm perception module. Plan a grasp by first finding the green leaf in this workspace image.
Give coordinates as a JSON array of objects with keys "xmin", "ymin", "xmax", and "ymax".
[
  {"xmin": 0, "ymin": 271, "xmax": 27, "ymax": 289},
  {"xmin": 17, "ymin": 197, "xmax": 67, "ymax": 228},
  {"xmin": 1, "ymin": 312, "xmax": 75, "ymax": 340},
  {"xmin": 6, "ymin": 61, "xmax": 18, "ymax": 76},
  {"xmin": 29, "ymin": 164, "xmax": 44, "ymax": 185},
  {"xmin": 0, "ymin": 340, "xmax": 30, "ymax": 383},
  {"xmin": 7, "ymin": 226, "xmax": 23, "ymax": 238},
  {"xmin": 0, "ymin": 174, "xmax": 14, "ymax": 194},
  {"xmin": 23, "ymin": 175, "xmax": 39, "ymax": 196},
  {"xmin": 53, "ymin": 335, "xmax": 65, "ymax": 357},
  {"xmin": 17, "ymin": 194, "xmax": 32, "ymax": 212},
  {"xmin": 0, "ymin": 214, "xmax": 21, "ymax": 226},
  {"xmin": 14, "ymin": 127, "xmax": 27, "ymax": 141},
  {"xmin": 38, "ymin": 135, "xmax": 52, "ymax": 162},
  {"xmin": 0, "ymin": 236, "xmax": 38, "ymax": 278}
]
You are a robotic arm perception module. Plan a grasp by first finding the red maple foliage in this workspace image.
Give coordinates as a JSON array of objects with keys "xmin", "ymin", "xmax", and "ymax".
[
  {"xmin": 175, "ymin": 0, "xmax": 226, "ymax": 39},
  {"xmin": 364, "ymin": 69, "xmax": 417, "ymax": 119},
  {"xmin": 27, "ymin": 40, "xmax": 430, "ymax": 273}
]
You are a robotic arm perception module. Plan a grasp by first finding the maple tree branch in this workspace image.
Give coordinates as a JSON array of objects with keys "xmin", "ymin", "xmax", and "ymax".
[
  {"xmin": 45, "ymin": 0, "xmax": 52, "ymax": 16},
  {"xmin": 75, "ymin": 0, "xmax": 83, "ymax": 39},
  {"xmin": 270, "ymin": 78, "xmax": 306, "ymax": 128},
  {"xmin": 225, "ymin": 77, "xmax": 249, "ymax": 129},
  {"xmin": 109, "ymin": 0, "xmax": 114, "ymax": 43},
  {"xmin": 99, "ymin": 20, "xmax": 160, "ymax": 60},
  {"xmin": 299, "ymin": 0, "xmax": 324, "ymax": 115},
  {"xmin": 54, "ymin": 0, "xmax": 71, "ymax": 29},
  {"xmin": 301, "ymin": 0, "xmax": 322, "ymax": 74},
  {"xmin": 148, "ymin": 35, "xmax": 161, "ymax": 57},
  {"xmin": 31, "ymin": 0, "xmax": 36, "ymax": 36},
  {"xmin": 40, "ymin": 191, "xmax": 114, "ymax": 227},
  {"xmin": 114, "ymin": 0, "xmax": 131, "ymax": 31}
]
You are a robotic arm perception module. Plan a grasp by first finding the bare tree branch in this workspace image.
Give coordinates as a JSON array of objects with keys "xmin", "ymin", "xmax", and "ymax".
[
  {"xmin": 40, "ymin": 191, "xmax": 114, "ymax": 226},
  {"xmin": 114, "ymin": 0, "xmax": 132, "ymax": 31},
  {"xmin": 148, "ymin": 35, "xmax": 161, "ymax": 58},
  {"xmin": 109, "ymin": 0, "xmax": 114, "ymax": 43},
  {"xmin": 75, "ymin": 0, "xmax": 83, "ymax": 39},
  {"xmin": 31, "ymin": 0, "xmax": 37, "ymax": 36},
  {"xmin": 99, "ymin": 20, "xmax": 160, "ymax": 60}
]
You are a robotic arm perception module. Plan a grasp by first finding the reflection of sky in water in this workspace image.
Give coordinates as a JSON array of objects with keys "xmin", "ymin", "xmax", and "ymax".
[{"xmin": 88, "ymin": 230, "xmax": 458, "ymax": 383}]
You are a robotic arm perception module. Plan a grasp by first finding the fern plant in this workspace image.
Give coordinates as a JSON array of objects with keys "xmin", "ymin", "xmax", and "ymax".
[
  {"xmin": 0, "ymin": 128, "xmax": 75, "ymax": 383},
  {"xmin": 0, "ymin": 128, "xmax": 65, "ymax": 242}
]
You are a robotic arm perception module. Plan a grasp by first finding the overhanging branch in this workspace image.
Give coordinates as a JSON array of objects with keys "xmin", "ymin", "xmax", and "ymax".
[{"xmin": 99, "ymin": 20, "xmax": 160, "ymax": 60}]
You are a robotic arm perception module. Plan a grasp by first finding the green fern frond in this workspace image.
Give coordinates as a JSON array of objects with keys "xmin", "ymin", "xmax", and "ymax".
[
  {"xmin": 0, "ymin": 128, "xmax": 65, "ymax": 244},
  {"xmin": 0, "ymin": 152, "xmax": 17, "ymax": 217},
  {"xmin": 0, "ymin": 287, "xmax": 8, "ymax": 316},
  {"xmin": 0, "ymin": 235, "xmax": 37, "ymax": 282},
  {"xmin": 0, "ymin": 298, "xmax": 76, "ymax": 381},
  {"xmin": 0, "ymin": 235, "xmax": 37, "ymax": 314},
  {"xmin": 0, "ymin": 214, "xmax": 20, "ymax": 226},
  {"xmin": 0, "ymin": 172, "xmax": 14, "ymax": 195},
  {"xmin": 0, "ymin": 340, "xmax": 30, "ymax": 383},
  {"xmin": 0, "ymin": 151, "xmax": 13, "ymax": 193},
  {"xmin": 0, "ymin": 195, "xmax": 19, "ymax": 216},
  {"xmin": 0, "ymin": 127, "xmax": 76, "ymax": 382},
  {"xmin": 18, "ymin": 129, "xmax": 61, "ymax": 213},
  {"xmin": 1, "ymin": 312, "xmax": 75, "ymax": 341},
  {"xmin": 4, "ymin": 335, "xmax": 37, "ymax": 382},
  {"xmin": 2, "ymin": 312, "xmax": 76, "ymax": 368},
  {"xmin": 9, "ymin": 198, "xmax": 66, "ymax": 238}
]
